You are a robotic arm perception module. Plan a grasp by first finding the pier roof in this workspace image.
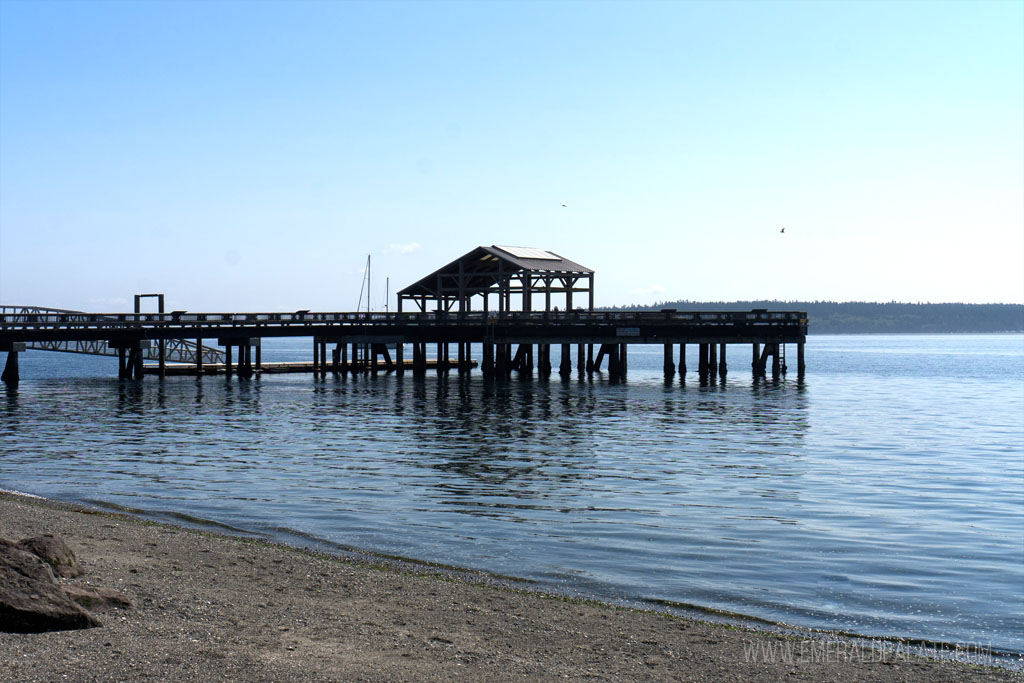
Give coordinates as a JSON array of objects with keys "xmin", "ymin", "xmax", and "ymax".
[{"xmin": 397, "ymin": 245, "xmax": 592, "ymax": 300}]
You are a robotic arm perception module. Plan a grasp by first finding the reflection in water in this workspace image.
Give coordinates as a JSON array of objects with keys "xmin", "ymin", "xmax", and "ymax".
[{"xmin": 1, "ymin": 338, "xmax": 1022, "ymax": 655}]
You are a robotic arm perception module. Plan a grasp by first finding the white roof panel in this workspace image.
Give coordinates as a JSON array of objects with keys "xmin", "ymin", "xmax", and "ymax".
[{"xmin": 495, "ymin": 245, "xmax": 560, "ymax": 260}]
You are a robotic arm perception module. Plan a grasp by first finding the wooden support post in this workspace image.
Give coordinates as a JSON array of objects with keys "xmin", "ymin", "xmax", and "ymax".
[
  {"xmin": 436, "ymin": 342, "xmax": 445, "ymax": 374},
  {"xmin": 540, "ymin": 344, "xmax": 551, "ymax": 376},
  {"xmin": 510, "ymin": 344, "xmax": 526, "ymax": 372},
  {"xmin": 155, "ymin": 294, "xmax": 166, "ymax": 378},
  {"xmin": 384, "ymin": 343, "xmax": 393, "ymax": 372},
  {"xmin": 678, "ymin": 343, "xmax": 686, "ymax": 376},
  {"xmin": 484, "ymin": 343, "xmax": 494, "ymax": 376},
  {"xmin": 225, "ymin": 344, "xmax": 233, "ymax": 376},
  {"xmin": 586, "ymin": 343, "xmax": 594, "ymax": 373},
  {"xmin": 132, "ymin": 347, "xmax": 144, "ymax": 379},
  {"xmin": 560, "ymin": 344, "xmax": 571, "ymax": 377},
  {"xmin": 195, "ymin": 339, "xmax": 204, "ymax": 375},
  {"xmin": 771, "ymin": 343, "xmax": 781, "ymax": 378},
  {"xmin": 719, "ymin": 344, "xmax": 727, "ymax": 377},
  {"xmin": 341, "ymin": 343, "xmax": 349, "ymax": 373},
  {"xmin": 708, "ymin": 343, "xmax": 717, "ymax": 375},
  {"xmin": 593, "ymin": 344, "xmax": 607, "ymax": 371},
  {"xmin": 320, "ymin": 340, "xmax": 328, "ymax": 376},
  {"xmin": 238, "ymin": 342, "xmax": 253, "ymax": 378},
  {"xmin": 118, "ymin": 348, "xmax": 129, "ymax": 379},
  {"xmin": 757, "ymin": 344, "xmax": 770, "ymax": 376},
  {"xmin": 698, "ymin": 344, "xmax": 709, "ymax": 378},
  {"xmin": 312, "ymin": 338, "xmax": 319, "ymax": 374},
  {"xmin": 495, "ymin": 344, "xmax": 507, "ymax": 375},
  {"xmin": 396, "ymin": 343, "xmax": 404, "ymax": 375},
  {"xmin": 2, "ymin": 351, "xmax": 19, "ymax": 383},
  {"xmin": 663, "ymin": 343, "xmax": 675, "ymax": 375},
  {"xmin": 752, "ymin": 343, "xmax": 761, "ymax": 375},
  {"xmin": 621, "ymin": 343, "xmax": 628, "ymax": 375},
  {"xmin": 255, "ymin": 341, "xmax": 262, "ymax": 371},
  {"xmin": 797, "ymin": 342, "xmax": 805, "ymax": 377},
  {"xmin": 577, "ymin": 344, "xmax": 585, "ymax": 376}
]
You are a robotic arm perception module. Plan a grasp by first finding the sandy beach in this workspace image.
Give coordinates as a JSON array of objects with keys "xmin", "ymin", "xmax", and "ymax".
[{"xmin": 0, "ymin": 492, "xmax": 1017, "ymax": 682}]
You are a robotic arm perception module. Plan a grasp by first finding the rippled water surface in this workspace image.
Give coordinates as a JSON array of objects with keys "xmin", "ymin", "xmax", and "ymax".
[{"xmin": 2, "ymin": 335, "xmax": 1022, "ymax": 654}]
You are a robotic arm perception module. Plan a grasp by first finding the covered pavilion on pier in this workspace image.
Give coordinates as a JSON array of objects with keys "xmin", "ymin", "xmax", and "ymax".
[{"xmin": 396, "ymin": 245, "xmax": 594, "ymax": 314}]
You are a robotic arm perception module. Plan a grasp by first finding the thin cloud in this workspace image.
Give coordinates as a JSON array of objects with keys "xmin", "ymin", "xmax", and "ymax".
[
  {"xmin": 385, "ymin": 242, "xmax": 421, "ymax": 255},
  {"xmin": 631, "ymin": 284, "xmax": 665, "ymax": 297}
]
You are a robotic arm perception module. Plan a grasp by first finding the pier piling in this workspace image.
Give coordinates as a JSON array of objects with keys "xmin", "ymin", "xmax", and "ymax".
[{"xmin": 1, "ymin": 343, "xmax": 24, "ymax": 383}]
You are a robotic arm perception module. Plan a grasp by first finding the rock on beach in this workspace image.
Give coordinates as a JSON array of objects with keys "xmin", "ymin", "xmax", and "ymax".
[{"xmin": 0, "ymin": 542, "xmax": 100, "ymax": 633}]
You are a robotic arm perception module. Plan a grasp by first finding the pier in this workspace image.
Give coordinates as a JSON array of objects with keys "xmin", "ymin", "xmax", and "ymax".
[{"xmin": 0, "ymin": 246, "xmax": 807, "ymax": 382}]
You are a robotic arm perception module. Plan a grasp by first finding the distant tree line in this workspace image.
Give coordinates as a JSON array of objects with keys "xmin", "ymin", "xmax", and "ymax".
[{"xmin": 606, "ymin": 300, "xmax": 1024, "ymax": 334}]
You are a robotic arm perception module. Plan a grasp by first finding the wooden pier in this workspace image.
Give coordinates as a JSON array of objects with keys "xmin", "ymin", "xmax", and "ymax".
[
  {"xmin": 0, "ymin": 307, "xmax": 806, "ymax": 382},
  {"xmin": 0, "ymin": 246, "xmax": 807, "ymax": 383}
]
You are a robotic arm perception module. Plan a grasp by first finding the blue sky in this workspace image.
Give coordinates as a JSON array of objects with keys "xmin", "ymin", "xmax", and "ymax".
[{"xmin": 1, "ymin": 0, "xmax": 1021, "ymax": 311}]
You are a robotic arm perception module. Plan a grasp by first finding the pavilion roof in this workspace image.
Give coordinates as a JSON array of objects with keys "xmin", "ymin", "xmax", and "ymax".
[{"xmin": 397, "ymin": 245, "xmax": 592, "ymax": 299}]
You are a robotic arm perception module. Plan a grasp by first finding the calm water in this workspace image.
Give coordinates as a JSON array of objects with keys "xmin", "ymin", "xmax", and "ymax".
[{"xmin": 1, "ymin": 335, "xmax": 1022, "ymax": 655}]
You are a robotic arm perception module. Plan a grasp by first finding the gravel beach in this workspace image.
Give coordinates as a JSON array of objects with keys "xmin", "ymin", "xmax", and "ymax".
[{"xmin": 0, "ymin": 492, "xmax": 1017, "ymax": 682}]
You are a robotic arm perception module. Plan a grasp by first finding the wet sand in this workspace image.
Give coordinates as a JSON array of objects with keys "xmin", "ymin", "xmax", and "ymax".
[{"xmin": 0, "ymin": 492, "xmax": 1017, "ymax": 682}]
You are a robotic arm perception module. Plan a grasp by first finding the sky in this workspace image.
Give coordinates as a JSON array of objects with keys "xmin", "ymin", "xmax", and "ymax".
[{"xmin": 1, "ymin": 0, "xmax": 1021, "ymax": 312}]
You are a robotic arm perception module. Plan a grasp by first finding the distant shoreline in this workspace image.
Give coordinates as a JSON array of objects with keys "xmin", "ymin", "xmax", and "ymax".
[{"xmin": 612, "ymin": 301, "xmax": 1024, "ymax": 335}]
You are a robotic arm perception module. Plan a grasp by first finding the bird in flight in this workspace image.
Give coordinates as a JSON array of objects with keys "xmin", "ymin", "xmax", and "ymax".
[
  {"xmin": 780, "ymin": 227, "xmax": 786, "ymax": 233},
  {"xmin": 561, "ymin": 203, "xmax": 568, "ymax": 208}
]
